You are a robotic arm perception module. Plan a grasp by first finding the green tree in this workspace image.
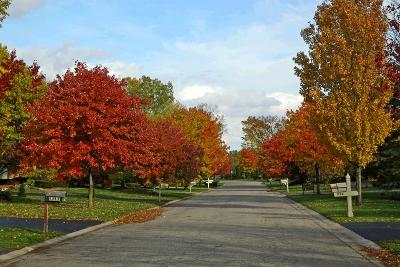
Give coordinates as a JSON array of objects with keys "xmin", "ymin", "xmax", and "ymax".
[
  {"xmin": 364, "ymin": 2, "xmax": 400, "ymax": 186},
  {"xmin": 0, "ymin": 47, "xmax": 46, "ymax": 173},
  {"xmin": 294, "ymin": 0, "xmax": 394, "ymax": 205},
  {"xmin": 125, "ymin": 76, "xmax": 175, "ymax": 118},
  {"xmin": 365, "ymin": 130, "xmax": 400, "ymax": 185}
]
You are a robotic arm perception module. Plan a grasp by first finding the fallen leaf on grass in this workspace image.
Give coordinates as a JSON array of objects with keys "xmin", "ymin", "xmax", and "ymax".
[
  {"xmin": 113, "ymin": 208, "xmax": 162, "ymax": 224},
  {"xmin": 364, "ymin": 247, "xmax": 400, "ymax": 267}
]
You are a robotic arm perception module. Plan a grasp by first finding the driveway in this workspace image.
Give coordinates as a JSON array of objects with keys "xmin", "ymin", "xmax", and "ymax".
[{"xmin": 6, "ymin": 180, "xmax": 378, "ymax": 266}]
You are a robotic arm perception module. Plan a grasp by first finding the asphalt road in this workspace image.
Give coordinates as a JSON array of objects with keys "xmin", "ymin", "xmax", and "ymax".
[
  {"xmin": 343, "ymin": 222, "xmax": 400, "ymax": 242},
  {"xmin": 7, "ymin": 180, "xmax": 377, "ymax": 267}
]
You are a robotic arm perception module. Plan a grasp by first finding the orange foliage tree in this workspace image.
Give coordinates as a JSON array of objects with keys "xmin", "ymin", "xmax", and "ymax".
[
  {"xmin": 283, "ymin": 103, "xmax": 343, "ymax": 193},
  {"xmin": 166, "ymin": 106, "xmax": 230, "ymax": 178},
  {"xmin": 237, "ymin": 148, "xmax": 258, "ymax": 178}
]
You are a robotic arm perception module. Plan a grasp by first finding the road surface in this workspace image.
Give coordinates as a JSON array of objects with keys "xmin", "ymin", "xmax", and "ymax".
[{"xmin": 7, "ymin": 180, "xmax": 377, "ymax": 267}]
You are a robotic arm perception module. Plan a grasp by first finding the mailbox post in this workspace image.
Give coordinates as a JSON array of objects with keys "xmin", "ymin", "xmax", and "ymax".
[
  {"xmin": 189, "ymin": 181, "xmax": 196, "ymax": 193},
  {"xmin": 43, "ymin": 191, "xmax": 66, "ymax": 234},
  {"xmin": 330, "ymin": 174, "xmax": 358, "ymax": 217},
  {"xmin": 345, "ymin": 174, "xmax": 353, "ymax": 217},
  {"xmin": 43, "ymin": 202, "xmax": 48, "ymax": 234},
  {"xmin": 280, "ymin": 178, "xmax": 289, "ymax": 193}
]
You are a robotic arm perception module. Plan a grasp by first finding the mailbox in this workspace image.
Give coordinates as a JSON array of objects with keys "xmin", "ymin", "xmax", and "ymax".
[
  {"xmin": 329, "ymin": 174, "xmax": 358, "ymax": 217},
  {"xmin": 44, "ymin": 191, "xmax": 66, "ymax": 203}
]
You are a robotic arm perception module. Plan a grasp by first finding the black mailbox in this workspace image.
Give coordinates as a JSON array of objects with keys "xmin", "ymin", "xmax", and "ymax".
[{"xmin": 44, "ymin": 191, "xmax": 66, "ymax": 203}]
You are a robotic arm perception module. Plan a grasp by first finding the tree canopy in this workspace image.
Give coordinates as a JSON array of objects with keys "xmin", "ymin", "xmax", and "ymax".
[
  {"xmin": 241, "ymin": 115, "xmax": 284, "ymax": 151},
  {"xmin": 294, "ymin": 0, "xmax": 394, "ymax": 204},
  {"xmin": 125, "ymin": 75, "xmax": 175, "ymax": 118},
  {"xmin": 21, "ymin": 63, "xmax": 150, "ymax": 207}
]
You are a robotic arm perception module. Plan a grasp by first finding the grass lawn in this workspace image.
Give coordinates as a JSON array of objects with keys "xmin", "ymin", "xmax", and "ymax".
[
  {"xmin": 266, "ymin": 180, "xmax": 400, "ymax": 223},
  {"xmin": 0, "ymin": 186, "xmax": 209, "ymax": 221},
  {"xmin": 0, "ymin": 228, "xmax": 62, "ymax": 249},
  {"xmin": 26, "ymin": 186, "xmax": 205, "ymax": 200},
  {"xmin": 0, "ymin": 185, "xmax": 208, "ymax": 252}
]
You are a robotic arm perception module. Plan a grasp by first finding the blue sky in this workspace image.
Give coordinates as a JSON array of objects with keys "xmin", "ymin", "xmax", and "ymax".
[{"xmin": 1, "ymin": 0, "xmax": 322, "ymax": 150}]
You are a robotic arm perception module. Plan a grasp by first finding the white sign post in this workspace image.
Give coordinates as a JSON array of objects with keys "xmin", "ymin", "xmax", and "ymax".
[
  {"xmin": 330, "ymin": 174, "xmax": 358, "ymax": 217},
  {"xmin": 202, "ymin": 178, "xmax": 214, "ymax": 189}
]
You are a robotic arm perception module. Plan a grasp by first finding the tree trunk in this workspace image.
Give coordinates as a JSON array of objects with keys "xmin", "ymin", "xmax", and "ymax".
[
  {"xmin": 158, "ymin": 184, "xmax": 161, "ymax": 203},
  {"xmin": 88, "ymin": 169, "xmax": 94, "ymax": 208},
  {"xmin": 121, "ymin": 176, "xmax": 126, "ymax": 188},
  {"xmin": 356, "ymin": 165, "xmax": 362, "ymax": 206},
  {"xmin": 315, "ymin": 162, "xmax": 321, "ymax": 195}
]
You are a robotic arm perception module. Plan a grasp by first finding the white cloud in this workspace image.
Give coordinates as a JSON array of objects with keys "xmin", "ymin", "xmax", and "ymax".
[
  {"xmin": 8, "ymin": 0, "xmax": 315, "ymax": 150},
  {"xmin": 178, "ymin": 84, "xmax": 302, "ymax": 150},
  {"xmin": 148, "ymin": 5, "xmax": 316, "ymax": 149},
  {"xmin": 8, "ymin": 0, "xmax": 44, "ymax": 18},
  {"xmin": 266, "ymin": 92, "xmax": 303, "ymax": 115},
  {"xmin": 16, "ymin": 43, "xmax": 144, "ymax": 80},
  {"xmin": 177, "ymin": 84, "xmax": 217, "ymax": 101},
  {"xmin": 104, "ymin": 61, "xmax": 142, "ymax": 78},
  {"xmin": 14, "ymin": 41, "xmax": 146, "ymax": 81}
]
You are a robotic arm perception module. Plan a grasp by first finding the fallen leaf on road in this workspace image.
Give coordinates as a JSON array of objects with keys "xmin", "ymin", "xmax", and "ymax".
[
  {"xmin": 113, "ymin": 208, "xmax": 162, "ymax": 224},
  {"xmin": 364, "ymin": 247, "xmax": 400, "ymax": 267}
]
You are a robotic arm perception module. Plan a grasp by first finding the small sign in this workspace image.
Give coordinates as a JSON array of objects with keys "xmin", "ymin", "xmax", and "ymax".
[
  {"xmin": 334, "ymin": 191, "xmax": 358, "ymax": 197},
  {"xmin": 44, "ymin": 191, "xmax": 66, "ymax": 203}
]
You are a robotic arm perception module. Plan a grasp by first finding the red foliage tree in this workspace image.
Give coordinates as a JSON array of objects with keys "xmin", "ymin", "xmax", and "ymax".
[
  {"xmin": 20, "ymin": 63, "xmax": 150, "ymax": 207},
  {"xmin": 284, "ymin": 104, "xmax": 343, "ymax": 193},
  {"xmin": 386, "ymin": 2, "xmax": 400, "ymax": 119},
  {"xmin": 259, "ymin": 132, "xmax": 293, "ymax": 177},
  {"xmin": 138, "ymin": 120, "xmax": 203, "ymax": 187}
]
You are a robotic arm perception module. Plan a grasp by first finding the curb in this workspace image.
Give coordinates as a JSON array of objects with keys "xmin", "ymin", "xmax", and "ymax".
[
  {"xmin": 281, "ymin": 193, "xmax": 384, "ymax": 267},
  {"xmin": 0, "ymin": 187, "xmax": 210, "ymax": 265}
]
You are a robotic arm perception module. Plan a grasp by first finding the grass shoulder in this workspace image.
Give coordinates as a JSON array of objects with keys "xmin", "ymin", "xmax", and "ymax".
[
  {"xmin": 0, "ymin": 228, "xmax": 62, "ymax": 249},
  {"xmin": 0, "ymin": 185, "xmax": 209, "ymax": 221},
  {"xmin": 265, "ymin": 180, "xmax": 400, "ymax": 223}
]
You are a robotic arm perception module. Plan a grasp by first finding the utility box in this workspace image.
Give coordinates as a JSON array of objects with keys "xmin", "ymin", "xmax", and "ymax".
[{"xmin": 44, "ymin": 191, "xmax": 66, "ymax": 203}]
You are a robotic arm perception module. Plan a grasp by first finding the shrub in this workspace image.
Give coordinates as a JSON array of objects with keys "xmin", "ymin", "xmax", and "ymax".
[
  {"xmin": 24, "ymin": 178, "xmax": 35, "ymax": 187},
  {"xmin": 18, "ymin": 184, "xmax": 26, "ymax": 197},
  {"xmin": 0, "ymin": 190, "xmax": 12, "ymax": 201},
  {"xmin": 34, "ymin": 179, "xmax": 65, "ymax": 188},
  {"xmin": 125, "ymin": 182, "xmax": 141, "ymax": 189}
]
